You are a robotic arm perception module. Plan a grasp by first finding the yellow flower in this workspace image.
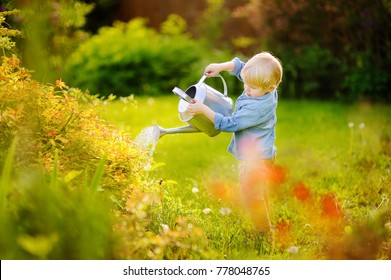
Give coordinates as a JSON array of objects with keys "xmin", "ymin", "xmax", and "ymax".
[{"xmin": 55, "ymin": 79, "xmax": 66, "ymax": 89}]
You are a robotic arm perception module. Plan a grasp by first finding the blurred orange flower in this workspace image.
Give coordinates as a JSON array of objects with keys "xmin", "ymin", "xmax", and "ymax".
[
  {"xmin": 266, "ymin": 164, "xmax": 286, "ymax": 185},
  {"xmin": 321, "ymin": 193, "xmax": 342, "ymax": 218},
  {"xmin": 293, "ymin": 182, "xmax": 311, "ymax": 202},
  {"xmin": 208, "ymin": 181, "xmax": 238, "ymax": 205}
]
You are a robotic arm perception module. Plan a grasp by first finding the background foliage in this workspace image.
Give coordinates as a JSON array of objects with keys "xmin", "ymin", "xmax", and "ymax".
[
  {"xmin": 64, "ymin": 16, "xmax": 204, "ymax": 97},
  {"xmin": 229, "ymin": 0, "xmax": 391, "ymax": 101},
  {"xmin": 5, "ymin": 0, "xmax": 391, "ymax": 101},
  {"xmin": 76, "ymin": 0, "xmax": 391, "ymax": 101}
]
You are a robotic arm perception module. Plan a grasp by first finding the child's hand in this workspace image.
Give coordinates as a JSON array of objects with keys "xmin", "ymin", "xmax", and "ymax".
[
  {"xmin": 187, "ymin": 99, "xmax": 206, "ymax": 116},
  {"xmin": 204, "ymin": 61, "xmax": 234, "ymax": 76},
  {"xmin": 204, "ymin": 63, "xmax": 223, "ymax": 77}
]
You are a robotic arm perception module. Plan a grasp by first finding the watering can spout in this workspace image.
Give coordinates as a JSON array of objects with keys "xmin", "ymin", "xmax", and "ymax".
[{"xmin": 153, "ymin": 124, "xmax": 200, "ymax": 139}]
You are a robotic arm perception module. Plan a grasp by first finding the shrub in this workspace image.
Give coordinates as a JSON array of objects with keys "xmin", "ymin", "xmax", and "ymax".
[
  {"xmin": 0, "ymin": 54, "xmax": 146, "ymax": 194},
  {"xmin": 279, "ymin": 44, "xmax": 344, "ymax": 100},
  {"xmin": 0, "ymin": 54, "xmax": 213, "ymax": 259},
  {"xmin": 230, "ymin": 0, "xmax": 391, "ymax": 102},
  {"xmin": 0, "ymin": 55, "xmax": 128, "ymax": 259},
  {"xmin": 64, "ymin": 17, "xmax": 203, "ymax": 97},
  {"xmin": 343, "ymin": 52, "xmax": 391, "ymax": 102}
]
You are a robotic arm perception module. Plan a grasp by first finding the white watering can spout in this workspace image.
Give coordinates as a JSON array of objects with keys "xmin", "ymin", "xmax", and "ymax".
[{"xmin": 153, "ymin": 124, "xmax": 200, "ymax": 139}]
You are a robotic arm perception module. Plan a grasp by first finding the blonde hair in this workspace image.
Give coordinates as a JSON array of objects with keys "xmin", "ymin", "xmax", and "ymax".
[{"xmin": 241, "ymin": 52, "xmax": 283, "ymax": 90}]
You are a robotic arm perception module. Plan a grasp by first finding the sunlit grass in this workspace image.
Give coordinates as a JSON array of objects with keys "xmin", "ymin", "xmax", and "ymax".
[{"xmin": 101, "ymin": 95, "xmax": 391, "ymax": 259}]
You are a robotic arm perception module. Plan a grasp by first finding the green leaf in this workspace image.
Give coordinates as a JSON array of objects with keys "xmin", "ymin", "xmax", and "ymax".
[
  {"xmin": 90, "ymin": 156, "xmax": 107, "ymax": 191},
  {"xmin": 17, "ymin": 233, "xmax": 59, "ymax": 259},
  {"xmin": 64, "ymin": 170, "xmax": 83, "ymax": 183},
  {"xmin": 149, "ymin": 162, "xmax": 166, "ymax": 171},
  {"xmin": 50, "ymin": 149, "xmax": 59, "ymax": 188},
  {"xmin": 165, "ymin": 180, "xmax": 178, "ymax": 185},
  {"xmin": 0, "ymin": 137, "xmax": 17, "ymax": 211}
]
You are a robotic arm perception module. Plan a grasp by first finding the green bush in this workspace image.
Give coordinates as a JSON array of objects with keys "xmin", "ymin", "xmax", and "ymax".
[
  {"xmin": 343, "ymin": 52, "xmax": 391, "ymax": 102},
  {"xmin": 279, "ymin": 44, "xmax": 344, "ymax": 100},
  {"xmin": 64, "ymin": 17, "xmax": 204, "ymax": 97},
  {"xmin": 279, "ymin": 45, "xmax": 391, "ymax": 102}
]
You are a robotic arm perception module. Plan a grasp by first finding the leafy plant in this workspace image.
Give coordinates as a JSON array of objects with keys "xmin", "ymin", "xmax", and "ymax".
[
  {"xmin": 0, "ymin": 9, "xmax": 22, "ymax": 54},
  {"xmin": 343, "ymin": 52, "xmax": 390, "ymax": 102},
  {"xmin": 279, "ymin": 44, "xmax": 344, "ymax": 99}
]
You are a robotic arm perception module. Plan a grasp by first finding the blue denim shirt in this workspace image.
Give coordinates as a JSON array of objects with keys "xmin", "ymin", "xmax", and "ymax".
[{"xmin": 213, "ymin": 57, "xmax": 278, "ymax": 160}]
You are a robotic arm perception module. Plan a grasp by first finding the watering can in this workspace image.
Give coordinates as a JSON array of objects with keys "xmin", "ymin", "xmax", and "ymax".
[{"xmin": 154, "ymin": 74, "xmax": 233, "ymax": 138}]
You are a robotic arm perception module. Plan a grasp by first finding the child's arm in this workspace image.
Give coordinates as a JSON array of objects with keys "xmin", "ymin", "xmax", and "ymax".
[{"xmin": 204, "ymin": 61, "xmax": 234, "ymax": 76}]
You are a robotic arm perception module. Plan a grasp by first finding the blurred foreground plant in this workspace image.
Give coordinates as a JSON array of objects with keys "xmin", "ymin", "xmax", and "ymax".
[
  {"xmin": 0, "ymin": 141, "xmax": 116, "ymax": 259},
  {"xmin": 13, "ymin": 0, "xmax": 93, "ymax": 81}
]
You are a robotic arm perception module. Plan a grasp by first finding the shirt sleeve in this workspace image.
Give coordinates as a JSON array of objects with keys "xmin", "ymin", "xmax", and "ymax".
[
  {"xmin": 214, "ymin": 99, "xmax": 274, "ymax": 132},
  {"xmin": 230, "ymin": 57, "xmax": 245, "ymax": 82}
]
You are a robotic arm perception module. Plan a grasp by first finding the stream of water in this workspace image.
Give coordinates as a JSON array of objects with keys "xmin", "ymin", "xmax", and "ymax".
[{"xmin": 135, "ymin": 125, "xmax": 160, "ymax": 160}]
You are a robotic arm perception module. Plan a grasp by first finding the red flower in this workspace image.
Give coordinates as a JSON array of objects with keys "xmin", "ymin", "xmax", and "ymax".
[
  {"xmin": 321, "ymin": 193, "xmax": 342, "ymax": 218},
  {"xmin": 266, "ymin": 165, "xmax": 286, "ymax": 185},
  {"xmin": 293, "ymin": 182, "xmax": 311, "ymax": 201}
]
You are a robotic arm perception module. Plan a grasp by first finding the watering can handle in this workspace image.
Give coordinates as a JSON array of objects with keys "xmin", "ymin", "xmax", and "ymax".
[{"xmin": 196, "ymin": 74, "xmax": 228, "ymax": 97}]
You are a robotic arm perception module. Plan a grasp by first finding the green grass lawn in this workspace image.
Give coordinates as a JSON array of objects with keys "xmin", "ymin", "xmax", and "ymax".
[{"xmin": 101, "ymin": 95, "xmax": 391, "ymax": 259}]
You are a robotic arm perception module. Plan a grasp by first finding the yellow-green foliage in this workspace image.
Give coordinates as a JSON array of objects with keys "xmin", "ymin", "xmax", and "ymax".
[
  {"xmin": 0, "ymin": 10, "xmax": 22, "ymax": 52},
  {"xmin": 0, "ymin": 54, "xmax": 213, "ymax": 259},
  {"xmin": 0, "ymin": 54, "xmax": 145, "ymax": 196}
]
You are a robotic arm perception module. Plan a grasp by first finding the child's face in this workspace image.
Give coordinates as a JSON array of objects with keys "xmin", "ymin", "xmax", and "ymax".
[{"xmin": 243, "ymin": 82, "xmax": 266, "ymax": 97}]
